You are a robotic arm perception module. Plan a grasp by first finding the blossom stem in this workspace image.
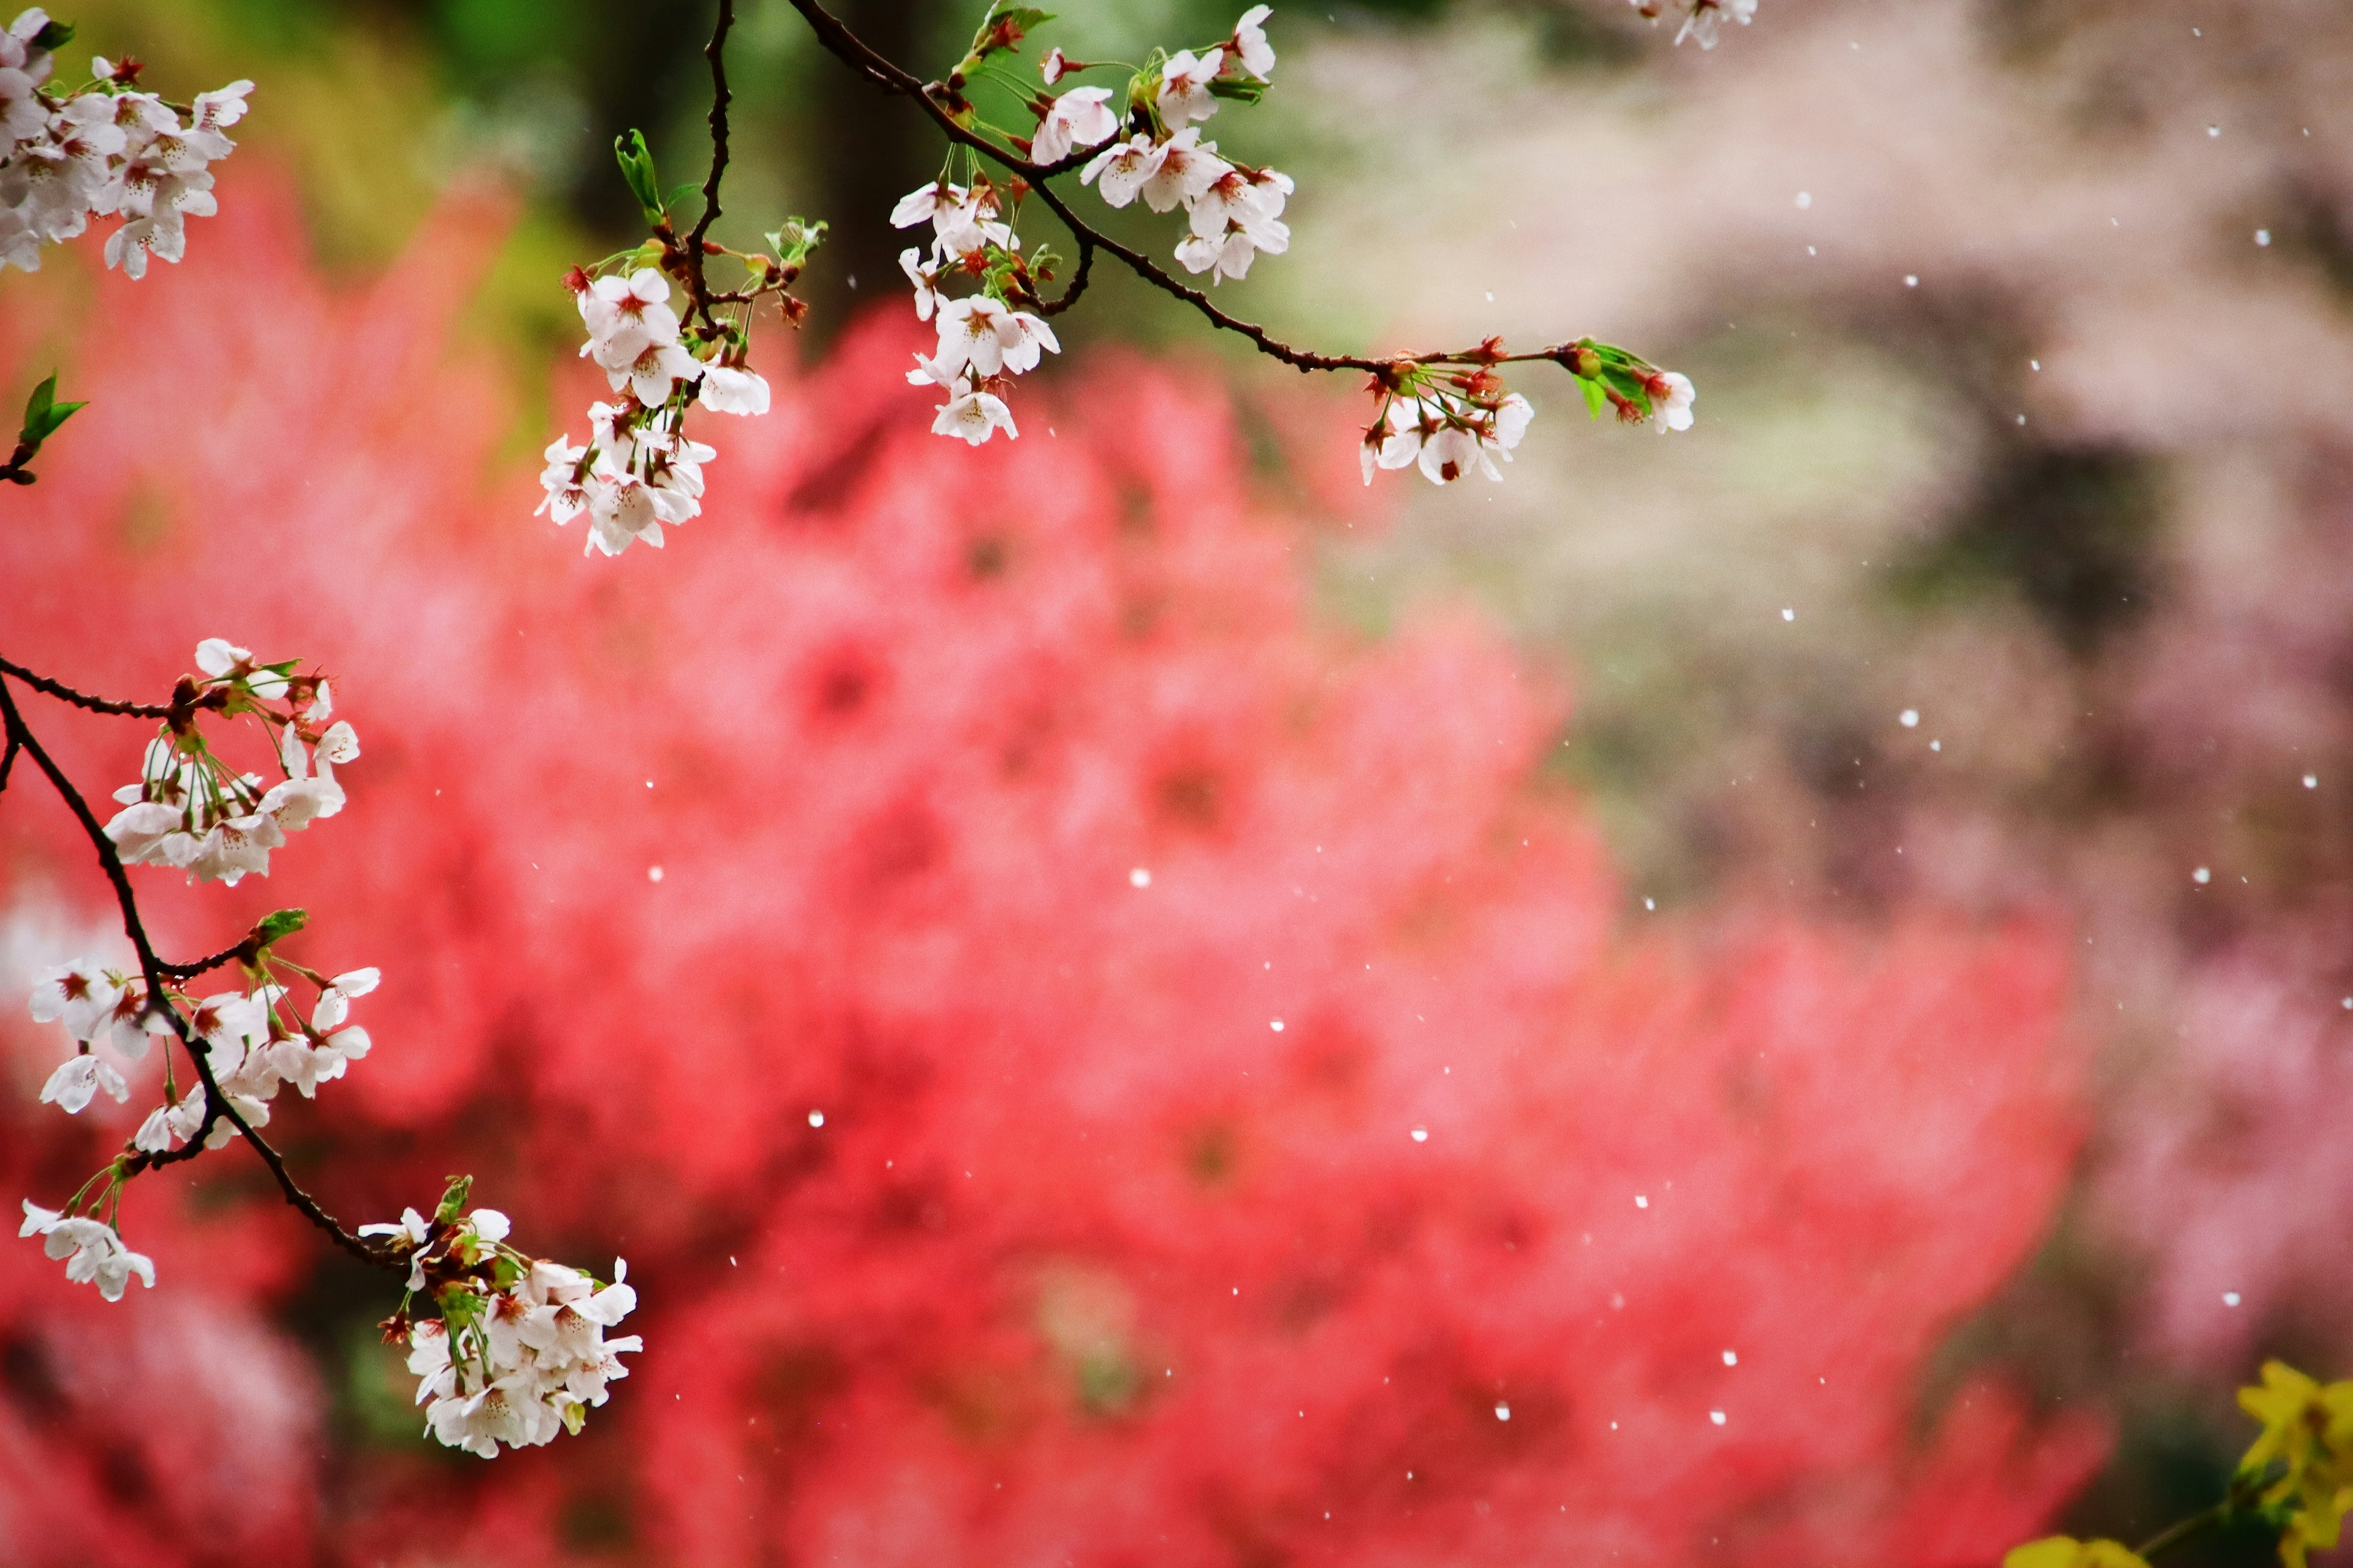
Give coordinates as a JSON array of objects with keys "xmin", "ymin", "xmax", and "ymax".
[{"xmin": 2134, "ymin": 1504, "xmax": 2229, "ymax": 1561}]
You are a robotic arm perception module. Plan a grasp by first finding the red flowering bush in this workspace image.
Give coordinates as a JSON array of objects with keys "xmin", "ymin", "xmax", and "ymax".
[{"xmin": 0, "ymin": 175, "xmax": 2099, "ymax": 1564}]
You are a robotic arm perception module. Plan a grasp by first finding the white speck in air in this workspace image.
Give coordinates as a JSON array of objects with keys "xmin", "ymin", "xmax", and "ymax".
[
  {"xmin": 1781, "ymin": 607, "xmax": 1795, "ymax": 621},
  {"xmin": 1710, "ymin": 1411, "xmax": 1727, "ymax": 1426},
  {"xmin": 808, "ymin": 1110, "xmax": 825, "ymax": 1127},
  {"xmin": 1795, "ymin": 191, "xmax": 1811, "ymax": 209},
  {"xmin": 648, "ymin": 866, "xmax": 664, "ymax": 882},
  {"xmin": 2223, "ymin": 1291, "xmax": 2242, "ymax": 1307},
  {"xmin": 2193, "ymin": 867, "xmax": 2211, "ymax": 884},
  {"xmin": 1411, "ymin": 1127, "xmax": 1429, "ymax": 1143},
  {"xmin": 1130, "ymin": 867, "xmax": 1151, "ymax": 888},
  {"xmin": 1900, "ymin": 709, "xmax": 1919, "ymax": 728},
  {"xmin": 1635, "ymin": 1194, "xmax": 1649, "ymax": 1209}
]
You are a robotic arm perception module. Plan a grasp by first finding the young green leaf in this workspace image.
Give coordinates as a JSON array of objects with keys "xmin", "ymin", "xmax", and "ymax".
[
  {"xmin": 765, "ymin": 218, "xmax": 828, "ymax": 268},
  {"xmin": 251, "ymin": 907, "xmax": 309, "ymax": 947},
  {"xmin": 612, "ymin": 130, "xmax": 665, "ymax": 225},
  {"xmin": 433, "ymin": 1175, "xmax": 476, "ymax": 1225}
]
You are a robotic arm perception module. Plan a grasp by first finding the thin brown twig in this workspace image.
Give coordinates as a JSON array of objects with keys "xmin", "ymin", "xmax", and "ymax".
[
  {"xmin": 0, "ymin": 673, "xmax": 398, "ymax": 1273},
  {"xmin": 682, "ymin": 0, "xmax": 737, "ymax": 336},
  {"xmin": 781, "ymin": 0, "xmax": 1604, "ymax": 378},
  {"xmin": 0, "ymin": 657, "xmax": 173, "ymax": 718}
]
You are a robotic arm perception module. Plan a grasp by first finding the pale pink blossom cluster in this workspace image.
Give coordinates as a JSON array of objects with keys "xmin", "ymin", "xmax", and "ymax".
[
  {"xmin": 895, "ymin": 181, "xmax": 1059, "ymax": 445},
  {"xmin": 134, "ymin": 966, "xmax": 381, "ymax": 1154},
  {"xmin": 0, "ymin": 10, "xmax": 251, "ymax": 278},
  {"xmin": 893, "ymin": 7, "xmax": 1288, "ymax": 444},
  {"xmin": 1077, "ymin": 7, "xmax": 1290, "ymax": 287},
  {"xmin": 1627, "ymin": 0, "xmax": 1759, "ymax": 49},
  {"xmin": 1364, "ymin": 379, "xmax": 1538, "ymax": 486},
  {"xmin": 103, "ymin": 639, "xmax": 357, "ymax": 885},
  {"xmin": 539, "ymin": 267, "xmax": 770, "ymax": 557},
  {"xmin": 1357, "ymin": 359, "xmax": 1694, "ymax": 487},
  {"xmin": 365, "ymin": 1205, "xmax": 641, "ymax": 1458},
  {"xmin": 18, "ymin": 1201, "xmax": 151, "ymax": 1299},
  {"xmin": 21, "ymin": 955, "xmax": 382, "ymax": 1265}
]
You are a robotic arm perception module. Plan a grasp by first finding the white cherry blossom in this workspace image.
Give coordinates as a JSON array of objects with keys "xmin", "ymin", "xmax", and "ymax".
[
  {"xmin": 1647, "ymin": 371, "xmax": 1696, "ymax": 431},
  {"xmin": 934, "ymin": 295, "xmax": 1059, "ymax": 379},
  {"xmin": 20, "ymin": 1205, "xmax": 154, "ymax": 1301},
  {"xmin": 1156, "ymin": 48, "xmax": 1224, "ymax": 127},
  {"xmin": 697, "ymin": 365, "xmax": 770, "ymax": 416},
  {"xmin": 30, "ymin": 961, "xmax": 117, "ymax": 1040},
  {"xmin": 39, "ymin": 1051, "xmax": 127, "ymax": 1113},
  {"xmin": 1081, "ymin": 135, "xmax": 1167, "ymax": 208},
  {"xmin": 900, "ymin": 246, "xmax": 944, "ymax": 320},
  {"xmin": 1137, "ymin": 128, "xmax": 1229, "ymax": 214},
  {"xmin": 1031, "ymin": 85, "xmax": 1118, "ymax": 164},
  {"xmin": 1232, "ymin": 6, "xmax": 1277, "ymax": 80},
  {"xmin": 933, "ymin": 388, "xmax": 1018, "ymax": 445}
]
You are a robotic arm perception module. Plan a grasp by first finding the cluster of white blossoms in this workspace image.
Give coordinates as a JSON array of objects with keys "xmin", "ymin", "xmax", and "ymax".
[
  {"xmin": 893, "ymin": 6, "xmax": 1286, "ymax": 445},
  {"xmin": 1357, "ymin": 353, "xmax": 1695, "ymax": 487},
  {"xmin": 1364, "ymin": 376, "xmax": 1538, "ymax": 486},
  {"xmin": 1077, "ymin": 8, "xmax": 1290, "ymax": 286},
  {"xmin": 102, "ymin": 639, "xmax": 357, "ymax": 885},
  {"xmin": 139, "ymin": 966, "xmax": 379, "ymax": 1154},
  {"xmin": 21, "ymin": 950, "xmax": 381, "ymax": 1292},
  {"xmin": 1627, "ymin": 0, "xmax": 1759, "ymax": 49},
  {"xmin": 0, "ymin": 10, "xmax": 252, "ymax": 279},
  {"xmin": 366, "ymin": 1202, "xmax": 641, "ymax": 1458},
  {"xmin": 539, "ymin": 266, "xmax": 771, "ymax": 558},
  {"xmin": 894, "ymin": 179, "xmax": 1059, "ymax": 445},
  {"xmin": 19, "ymin": 1202, "xmax": 151, "ymax": 1299}
]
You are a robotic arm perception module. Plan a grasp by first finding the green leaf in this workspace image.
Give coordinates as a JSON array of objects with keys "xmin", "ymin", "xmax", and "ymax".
[
  {"xmin": 1207, "ymin": 78, "xmax": 1264, "ymax": 104},
  {"xmin": 29, "ymin": 19, "xmax": 71, "ymax": 51},
  {"xmin": 985, "ymin": 4, "xmax": 1053, "ymax": 30},
  {"xmin": 252, "ymin": 907, "xmax": 309, "ymax": 947},
  {"xmin": 765, "ymin": 218, "xmax": 828, "ymax": 268},
  {"xmin": 15, "ymin": 371, "xmax": 82, "ymax": 462},
  {"xmin": 433, "ymin": 1174, "xmax": 475, "ymax": 1224},
  {"xmin": 972, "ymin": 4, "xmax": 1051, "ymax": 58},
  {"xmin": 1578, "ymin": 376, "xmax": 1605, "ymax": 420},
  {"xmin": 612, "ymin": 129, "xmax": 665, "ymax": 224}
]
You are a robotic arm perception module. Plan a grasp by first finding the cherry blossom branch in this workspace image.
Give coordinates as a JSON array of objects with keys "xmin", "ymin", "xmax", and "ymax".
[
  {"xmin": 0, "ymin": 656, "xmax": 173, "ymax": 719},
  {"xmin": 781, "ymin": 0, "xmax": 1584, "ymax": 377},
  {"xmin": 0, "ymin": 666, "xmax": 396, "ymax": 1272}
]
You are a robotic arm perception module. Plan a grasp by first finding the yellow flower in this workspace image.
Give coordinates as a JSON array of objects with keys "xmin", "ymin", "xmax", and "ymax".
[
  {"xmin": 2238, "ymin": 1360, "xmax": 2353, "ymax": 1568},
  {"xmin": 2003, "ymin": 1537, "xmax": 2151, "ymax": 1568}
]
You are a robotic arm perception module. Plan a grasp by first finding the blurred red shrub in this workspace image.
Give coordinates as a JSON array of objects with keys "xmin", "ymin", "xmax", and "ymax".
[{"xmin": 0, "ymin": 177, "xmax": 2101, "ymax": 1566}]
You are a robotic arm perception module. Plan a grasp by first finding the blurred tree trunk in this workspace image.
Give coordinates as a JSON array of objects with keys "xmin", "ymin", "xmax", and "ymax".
[{"xmin": 798, "ymin": 0, "xmax": 951, "ymax": 340}]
